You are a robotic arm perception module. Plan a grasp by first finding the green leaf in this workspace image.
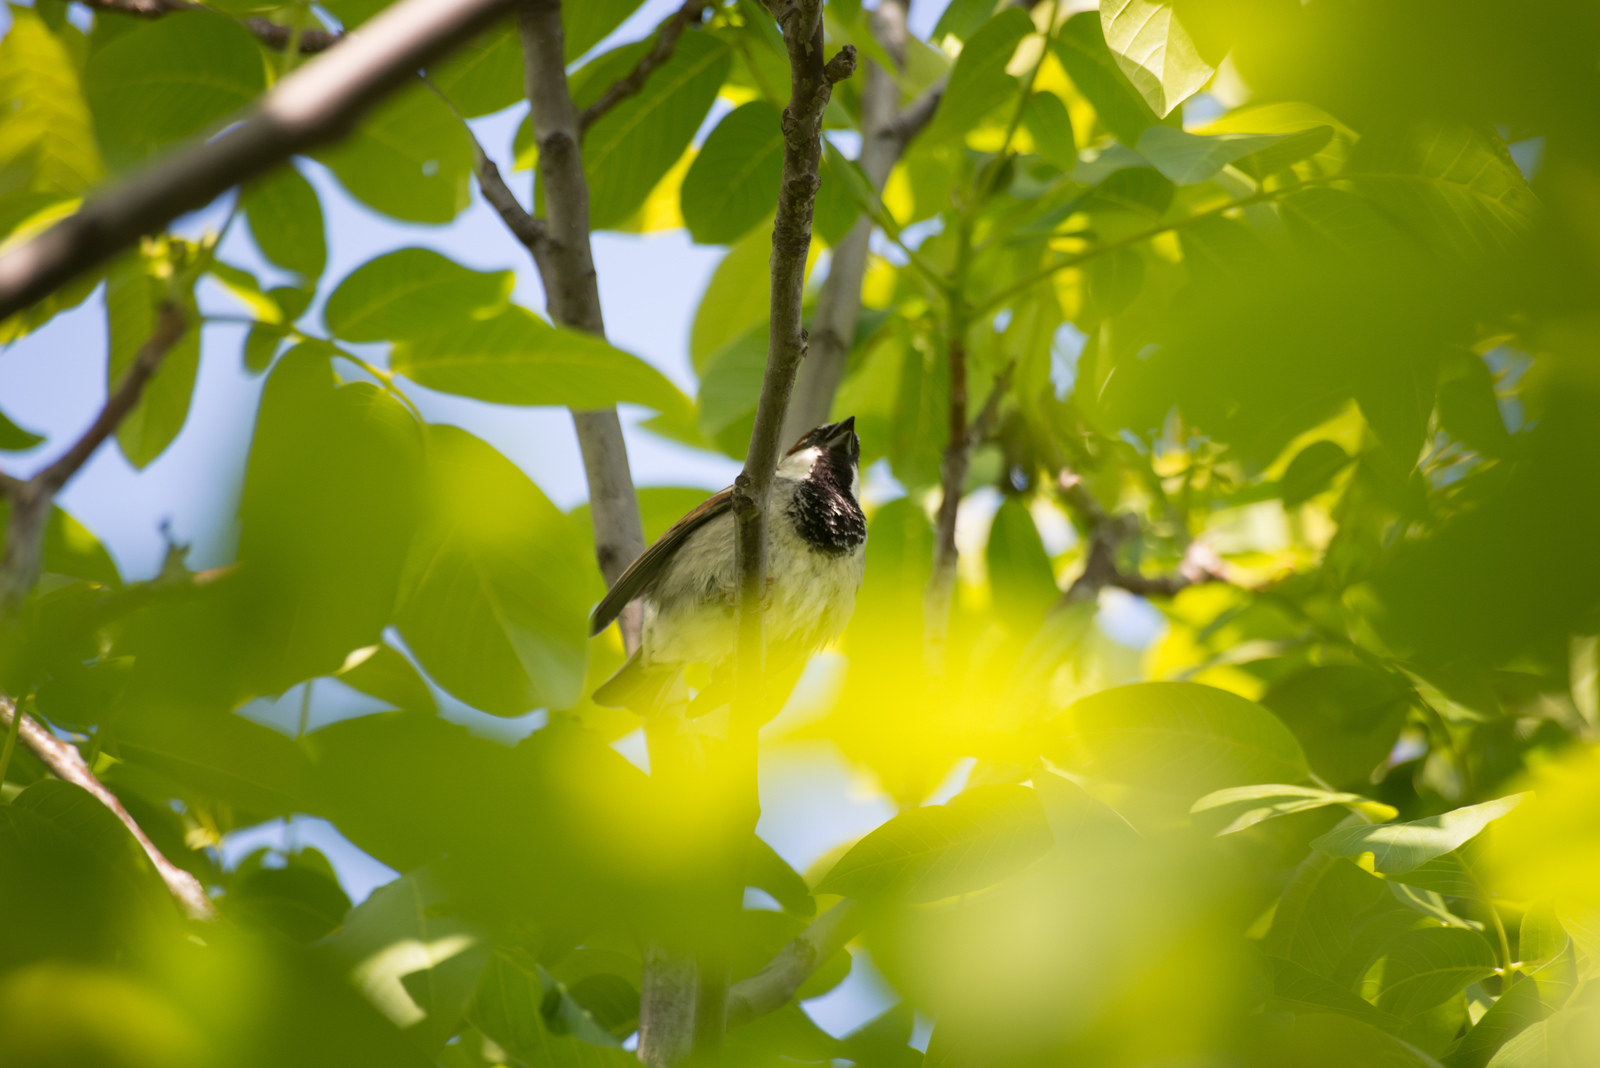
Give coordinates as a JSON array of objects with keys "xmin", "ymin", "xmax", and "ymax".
[
  {"xmin": 1268, "ymin": 956, "xmax": 1406, "ymax": 1032},
  {"xmin": 580, "ymin": 31, "xmax": 731, "ymax": 230},
  {"xmin": 1022, "ymin": 91, "xmax": 1076, "ymax": 172},
  {"xmin": 224, "ymin": 863, "xmax": 352, "ymax": 943},
  {"xmin": 1346, "ymin": 123, "xmax": 1539, "ymax": 264},
  {"xmin": 1100, "ymin": 0, "xmax": 1214, "ymax": 119},
  {"xmin": 1090, "ymin": 166, "xmax": 1174, "ymax": 216},
  {"xmin": 391, "ymin": 306, "xmax": 692, "ymax": 418},
  {"xmin": 932, "ymin": 0, "xmax": 1000, "ymax": 43},
  {"xmin": 1264, "ymin": 852, "xmax": 1390, "ymax": 979},
  {"xmin": 84, "ymin": 12, "xmax": 264, "ymax": 170},
  {"xmin": 0, "ymin": 408, "xmax": 44, "ymax": 451},
  {"xmin": 236, "ymin": 349, "xmax": 425, "ymax": 692},
  {"xmin": 113, "ymin": 702, "xmax": 314, "ymax": 816},
  {"xmin": 1192, "ymin": 784, "xmax": 1397, "ymax": 837},
  {"xmin": 924, "ymin": 7, "xmax": 1034, "ymax": 142},
  {"xmin": 333, "ymin": 870, "xmax": 490, "ymax": 1052},
  {"xmin": 0, "ymin": 8, "xmax": 104, "ymax": 194},
  {"xmin": 681, "ymin": 101, "xmax": 783, "ymax": 245},
  {"xmin": 427, "ymin": 23, "xmax": 523, "ymax": 119},
  {"xmin": 105, "ymin": 256, "xmax": 198, "ymax": 470},
  {"xmin": 1048, "ymin": 681, "xmax": 1308, "ymax": 798},
  {"xmin": 336, "ymin": 643, "xmax": 437, "ymax": 712},
  {"xmin": 814, "ymin": 784, "xmax": 1053, "ymax": 902},
  {"xmin": 1133, "ymin": 125, "xmax": 1287, "ymax": 185},
  {"xmin": 1233, "ymin": 125, "xmax": 1336, "ymax": 181},
  {"xmin": 813, "ymin": 145, "xmax": 866, "ymax": 246},
  {"xmin": 1051, "ymin": 13, "xmax": 1160, "ymax": 146},
  {"xmin": 691, "ymin": 224, "xmax": 777, "ymax": 374},
  {"xmin": 32, "ymin": 505, "xmax": 119, "ymax": 586},
  {"xmin": 396, "ymin": 425, "xmax": 593, "ymax": 715},
  {"xmin": 1260, "ymin": 1013, "xmax": 1449, "ymax": 1068},
  {"xmin": 242, "ymin": 165, "xmax": 327, "ymax": 282},
  {"xmin": 315, "ymin": 82, "xmax": 473, "ymax": 225},
  {"xmin": 696, "ymin": 320, "xmax": 767, "ymax": 441},
  {"xmin": 985, "ymin": 496, "xmax": 1058, "ymax": 625},
  {"xmin": 468, "ymin": 949, "xmax": 639, "ymax": 1068},
  {"xmin": 745, "ymin": 836, "xmax": 814, "ymax": 918},
  {"xmin": 243, "ymin": 324, "xmax": 284, "ymax": 374},
  {"xmin": 564, "ymin": 0, "xmax": 649, "ymax": 61},
  {"xmin": 1086, "ymin": 247, "xmax": 1145, "ymax": 314},
  {"xmin": 1260, "ymin": 664, "xmax": 1409, "ymax": 789},
  {"xmin": 1311, "ymin": 795, "xmax": 1529, "ymax": 876},
  {"xmin": 324, "ymin": 248, "xmax": 514, "ymax": 343},
  {"xmin": 1375, "ymin": 927, "xmax": 1498, "ymax": 1018},
  {"xmin": 1438, "ymin": 350, "xmax": 1514, "ymax": 459},
  {"xmin": 1281, "ymin": 440, "xmax": 1353, "ymax": 507}
]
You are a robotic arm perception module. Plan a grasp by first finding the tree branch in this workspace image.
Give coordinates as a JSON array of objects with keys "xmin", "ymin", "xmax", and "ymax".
[
  {"xmin": 0, "ymin": 0, "xmax": 516, "ymax": 323},
  {"xmin": 922, "ymin": 327, "xmax": 968, "ymax": 655},
  {"xmin": 0, "ymin": 303, "xmax": 187, "ymax": 618},
  {"xmin": 726, "ymin": 900, "xmax": 861, "ymax": 1027},
  {"xmin": 77, "ymin": 0, "xmax": 343, "ymax": 53},
  {"xmin": 577, "ymin": 1, "xmax": 713, "ymax": 137},
  {"xmin": 784, "ymin": 0, "xmax": 929, "ymax": 442},
  {"xmin": 0, "ymin": 697, "xmax": 215, "ymax": 921},
  {"xmin": 517, "ymin": 0, "xmax": 648, "ymax": 653},
  {"xmin": 1056, "ymin": 470, "xmax": 1224, "ymax": 605}
]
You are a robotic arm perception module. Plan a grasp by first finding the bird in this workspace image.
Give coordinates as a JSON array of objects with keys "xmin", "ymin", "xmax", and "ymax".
[{"xmin": 589, "ymin": 417, "xmax": 867, "ymax": 712}]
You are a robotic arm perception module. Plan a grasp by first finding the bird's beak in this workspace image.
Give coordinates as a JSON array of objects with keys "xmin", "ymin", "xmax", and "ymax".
[{"xmin": 823, "ymin": 416, "xmax": 856, "ymax": 452}]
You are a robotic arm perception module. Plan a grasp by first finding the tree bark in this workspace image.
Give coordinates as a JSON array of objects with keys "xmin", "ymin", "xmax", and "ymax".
[
  {"xmin": 783, "ymin": 0, "xmax": 934, "ymax": 443},
  {"xmin": 0, "ymin": 0, "xmax": 514, "ymax": 322},
  {"xmin": 516, "ymin": 0, "xmax": 647, "ymax": 650}
]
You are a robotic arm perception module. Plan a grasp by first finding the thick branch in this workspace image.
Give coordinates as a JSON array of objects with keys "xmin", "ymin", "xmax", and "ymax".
[
  {"xmin": 578, "ymin": 1, "xmax": 713, "ymax": 136},
  {"xmin": 516, "ymin": 0, "xmax": 648, "ymax": 650},
  {"xmin": 726, "ymin": 901, "xmax": 862, "ymax": 1026},
  {"xmin": 78, "ymin": 0, "xmax": 343, "ymax": 52},
  {"xmin": 0, "ymin": 0, "xmax": 515, "ymax": 322},
  {"xmin": 0, "ymin": 697, "xmax": 215, "ymax": 921}
]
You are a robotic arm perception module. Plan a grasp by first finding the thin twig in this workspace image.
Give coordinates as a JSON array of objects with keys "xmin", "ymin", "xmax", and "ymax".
[
  {"xmin": 1055, "ymin": 469, "xmax": 1224, "ymax": 606},
  {"xmin": 0, "ymin": 697, "xmax": 216, "ymax": 921},
  {"xmin": 38, "ymin": 303, "xmax": 186, "ymax": 496},
  {"xmin": 577, "ymin": 0, "xmax": 714, "ymax": 137},
  {"xmin": 77, "ymin": 0, "xmax": 342, "ymax": 53},
  {"xmin": 726, "ymin": 900, "xmax": 862, "ymax": 1027},
  {"xmin": 0, "ymin": 304, "xmax": 188, "ymax": 617},
  {"xmin": 0, "ymin": 0, "xmax": 517, "ymax": 321}
]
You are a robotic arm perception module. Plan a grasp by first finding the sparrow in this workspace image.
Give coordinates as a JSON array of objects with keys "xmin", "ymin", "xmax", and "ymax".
[{"xmin": 589, "ymin": 418, "xmax": 867, "ymax": 711}]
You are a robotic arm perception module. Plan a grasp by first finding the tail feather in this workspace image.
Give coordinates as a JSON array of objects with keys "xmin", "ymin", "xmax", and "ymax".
[{"xmin": 591, "ymin": 650, "xmax": 679, "ymax": 711}]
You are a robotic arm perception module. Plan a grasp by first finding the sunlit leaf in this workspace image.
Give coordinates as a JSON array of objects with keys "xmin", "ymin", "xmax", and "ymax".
[
  {"xmin": 0, "ymin": 8, "xmax": 104, "ymax": 194},
  {"xmin": 105, "ymin": 255, "xmax": 199, "ymax": 470},
  {"xmin": 391, "ymin": 306, "xmax": 692, "ymax": 418},
  {"xmin": 1099, "ymin": 0, "xmax": 1214, "ymax": 118},
  {"xmin": 1133, "ymin": 125, "xmax": 1285, "ymax": 185},
  {"xmin": 1052, "ymin": 12, "xmax": 1159, "ymax": 146},
  {"xmin": 427, "ymin": 22, "xmax": 523, "ymax": 119},
  {"xmin": 1192, "ymin": 784, "xmax": 1397, "ymax": 836},
  {"xmin": 1313, "ymin": 795, "xmax": 1529, "ymax": 876},
  {"xmin": 324, "ymin": 248, "xmax": 514, "ymax": 343},
  {"xmin": 1374, "ymin": 927, "xmax": 1498, "ymax": 1018},
  {"xmin": 395, "ymin": 425, "xmax": 592, "ymax": 715},
  {"xmin": 242, "ymin": 165, "xmax": 327, "ymax": 283},
  {"xmin": 681, "ymin": 101, "xmax": 783, "ymax": 245},
  {"xmin": 316, "ymin": 83, "xmax": 473, "ymax": 225},
  {"xmin": 925, "ymin": 8, "xmax": 1033, "ymax": 142}
]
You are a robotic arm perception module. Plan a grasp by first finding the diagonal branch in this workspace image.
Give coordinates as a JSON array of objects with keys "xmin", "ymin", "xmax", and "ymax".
[
  {"xmin": 726, "ymin": 900, "xmax": 862, "ymax": 1026},
  {"xmin": 0, "ymin": 697, "xmax": 216, "ymax": 920},
  {"xmin": 516, "ymin": 0, "xmax": 648, "ymax": 652},
  {"xmin": 577, "ymin": 0, "xmax": 714, "ymax": 137},
  {"xmin": 78, "ymin": 0, "xmax": 342, "ymax": 54},
  {"xmin": 0, "ymin": 303, "xmax": 188, "ymax": 617},
  {"xmin": 0, "ymin": 0, "xmax": 516, "ymax": 322}
]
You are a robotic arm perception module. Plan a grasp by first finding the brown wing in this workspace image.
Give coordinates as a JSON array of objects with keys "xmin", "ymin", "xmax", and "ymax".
[{"xmin": 588, "ymin": 488, "xmax": 733, "ymax": 636}]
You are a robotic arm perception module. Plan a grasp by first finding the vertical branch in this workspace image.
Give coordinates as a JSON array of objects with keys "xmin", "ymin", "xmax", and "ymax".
[
  {"xmin": 783, "ymin": 0, "xmax": 942, "ymax": 442},
  {"xmin": 516, "ymin": 0, "xmax": 647, "ymax": 651},
  {"xmin": 922, "ymin": 326, "xmax": 968, "ymax": 656}
]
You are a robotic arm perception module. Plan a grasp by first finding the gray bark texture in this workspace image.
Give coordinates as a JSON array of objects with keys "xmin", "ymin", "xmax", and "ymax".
[
  {"xmin": 0, "ymin": 0, "xmax": 515, "ymax": 321},
  {"xmin": 516, "ymin": 0, "xmax": 647, "ymax": 650}
]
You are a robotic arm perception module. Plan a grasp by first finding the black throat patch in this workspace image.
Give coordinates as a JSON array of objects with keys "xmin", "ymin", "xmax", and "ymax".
[{"xmin": 787, "ymin": 451, "xmax": 866, "ymax": 556}]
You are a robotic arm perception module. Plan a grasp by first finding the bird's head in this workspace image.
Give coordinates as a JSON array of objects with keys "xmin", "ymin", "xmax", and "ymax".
[{"xmin": 779, "ymin": 416, "xmax": 861, "ymax": 496}]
